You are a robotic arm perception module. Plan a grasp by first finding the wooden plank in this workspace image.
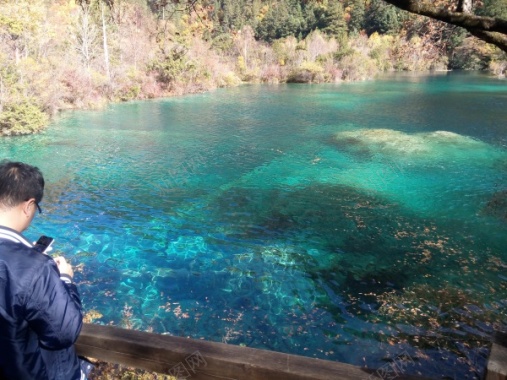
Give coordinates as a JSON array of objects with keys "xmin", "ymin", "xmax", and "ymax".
[
  {"xmin": 487, "ymin": 343, "xmax": 507, "ymax": 380},
  {"xmin": 75, "ymin": 324, "xmax": 425, "ymax": 380},
  {"xmin": 486, "ymin": 331, "xmax": 507, "ymax": 380}
]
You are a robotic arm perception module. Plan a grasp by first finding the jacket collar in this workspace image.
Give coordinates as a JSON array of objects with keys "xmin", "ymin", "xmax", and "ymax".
[{"xmin": 0, "ymin": 226, "xmax": 33, "ymax": 248}]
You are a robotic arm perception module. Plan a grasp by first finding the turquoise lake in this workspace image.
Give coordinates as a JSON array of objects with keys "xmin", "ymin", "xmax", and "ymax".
[{"xmin": 1, "ymin": 72, "xmax": 507, "ymax": 378}]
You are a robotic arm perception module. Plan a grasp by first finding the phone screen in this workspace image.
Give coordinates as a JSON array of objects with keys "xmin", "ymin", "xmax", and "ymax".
[{"xmin": 35, "ymin": 235, "xmax": 54, "ymax": 253}]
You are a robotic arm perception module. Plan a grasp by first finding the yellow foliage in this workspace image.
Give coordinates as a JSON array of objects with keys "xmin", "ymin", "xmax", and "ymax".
[
  {"xmin": 83, "ymin": 310, "xmax": 104, "ymax": 323},
  {"xmin": 368, "ymin": 32, "xmax": 394, "ymax": 49},
  {"xmin": 339, "ymin": 51, "xmax": 378, "ymax": 81},
  {"xmin": 88, "ymin": 360, "xmax": 178, "ymax": 379},
  {"xmin": 221, "ymin": 72, "xmax": 242, "ymax": 87},
  {"xmin": 368, "ymin": 31, "xmax": 380, "ymax": 43},
  {"xmin": 368, "ymin": 33, "xmax": 396, "ymax": 71},
  {"xmin": 237, "ymin": 55, "xmax": 246, "ymax": 72},
  {"xmin": 257, "ymin": 5, "xmax": 270, "ymax": 22},
  {"xmin": 409, "ymin": 35, "xmax": 422, "ymax": 47},
  {"xmin": 0, "ymin": 0, "xmax": 45, "ymax": 37},
  {"xmin": 300, "ymin": 61, "xmax": 324, "ymax": 74}
]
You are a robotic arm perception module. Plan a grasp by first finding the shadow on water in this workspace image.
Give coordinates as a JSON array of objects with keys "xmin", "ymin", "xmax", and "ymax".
[
  {"xmin": 195, "ymin": 180, "xmax": 507, "ymax": 378},
  {"xmin": 34, "ymin": 132, "xmax": 507, "ymax": 380}
]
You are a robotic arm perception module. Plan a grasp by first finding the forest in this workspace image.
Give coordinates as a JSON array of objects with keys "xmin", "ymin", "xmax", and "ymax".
[{"xmin": 0, "ymin": 0, "xmax": 506, "ymax": 135}]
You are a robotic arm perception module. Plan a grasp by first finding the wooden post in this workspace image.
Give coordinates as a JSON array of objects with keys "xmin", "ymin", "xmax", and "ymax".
[{"xmin": 487, "ymin": 331, "xmax": 507, "ymax": 380}]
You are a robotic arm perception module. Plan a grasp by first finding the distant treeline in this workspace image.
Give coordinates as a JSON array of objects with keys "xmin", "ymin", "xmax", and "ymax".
[{"xmin": 1, "ymin": 0, "xmax": 506, "ymax": 135}]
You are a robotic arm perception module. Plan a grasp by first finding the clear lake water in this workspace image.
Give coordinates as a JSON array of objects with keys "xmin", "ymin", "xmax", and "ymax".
[{"xmin": 1, "ymin": 72, "xmax": 507, "ymax": 379}]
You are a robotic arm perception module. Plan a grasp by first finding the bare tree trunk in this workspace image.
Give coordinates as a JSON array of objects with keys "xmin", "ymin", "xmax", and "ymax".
[
  {"xmin": 77, "ymin": 4, "xmax": 96, "ymax": 75},
  {"xmin": 15, "ymin": 45, "xmax": 20, "ymax": 65},
  {"xmin": 0, "ymin": 76, "xmax": 4, "ymax": 113},
  {"xmin": 101, "ymin": 1, "xmax": 111, "ymax": 82},
  {"xmin": 457, "ymin": 0, "xmax": 473, "ymax": 13}
]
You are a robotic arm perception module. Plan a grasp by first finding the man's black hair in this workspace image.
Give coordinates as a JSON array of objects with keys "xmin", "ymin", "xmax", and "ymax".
[{"xmin": 0, "ymin": 160, "xmax": 45, "ymax": 209}]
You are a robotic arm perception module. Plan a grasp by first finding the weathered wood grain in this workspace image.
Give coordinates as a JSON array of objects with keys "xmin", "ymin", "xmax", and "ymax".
[{"xmin": 76, "ymin": 323, "xmax": 428, "ymax": 379}]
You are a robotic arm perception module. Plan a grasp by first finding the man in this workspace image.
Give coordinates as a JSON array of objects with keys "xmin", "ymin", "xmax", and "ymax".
[{"xmin": 0, "ymin": 160, "xmax": 84, "ymax": 380}]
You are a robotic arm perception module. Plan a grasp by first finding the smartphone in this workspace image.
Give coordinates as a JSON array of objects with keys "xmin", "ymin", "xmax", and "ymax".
[{"xmin": 35, "ymin": 235, "xmax": 54, "ymax": 254}]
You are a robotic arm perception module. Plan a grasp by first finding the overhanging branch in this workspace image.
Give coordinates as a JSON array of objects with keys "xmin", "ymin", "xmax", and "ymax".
[
  {"xmin": 383, "ymin": 0, "xmax": 507, "ymax": 52},
  {"xmin": 468, "ymin": 29, "xmax": 507, "ymax": 52}
]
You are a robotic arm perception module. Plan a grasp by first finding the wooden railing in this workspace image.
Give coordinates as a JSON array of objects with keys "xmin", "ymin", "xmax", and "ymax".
[
  {"xmin": 77, "ymin": 324, "xmax": 507, "ymax": 379},
  {"xmin": 76, "ymin": 323, "xmax": 429, "ymax": 379}
]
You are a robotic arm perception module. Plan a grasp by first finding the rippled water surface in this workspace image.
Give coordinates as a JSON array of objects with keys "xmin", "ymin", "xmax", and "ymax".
[{"xmin": 2, "ymin": 72, "xmax": 507, "ymax": 378}]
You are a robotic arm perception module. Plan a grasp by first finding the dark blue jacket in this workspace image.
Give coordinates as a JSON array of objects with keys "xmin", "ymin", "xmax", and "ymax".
[{"xmin": 0, "ymin": 226, "xmax": 83, "ymax": 380}]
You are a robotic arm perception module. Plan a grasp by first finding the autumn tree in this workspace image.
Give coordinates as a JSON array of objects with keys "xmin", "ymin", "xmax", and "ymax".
[
  {"xmin": 0, "ymin": 0, "xmax": 52, "ymax": 135},
  {"xmin": 74, "ymin": 3, "xmax": 99, "ymax": 73}
]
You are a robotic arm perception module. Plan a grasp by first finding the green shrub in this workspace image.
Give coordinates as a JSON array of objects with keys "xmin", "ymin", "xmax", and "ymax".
[
  {"xmin": 368, "ymin": 32, "xmax": 395, "ymax": 71},
  {"xmin": 221, "ymin": 72, "xmax": 242, "ymax": 87},
  {"xmin": 117, "ymin": 85, "xmax": 141, "ymax": 102},
  {"xmin": 0, "ymin": 101, "xmax": 49, "ymax": 136},
  {"xmin": 287, "ymin": 60, "xmax": 325, "ymax": 83},
  {"xmin": 149, "ymin": 46, "xmax": 190, "ymax": 88},
  {"xmin": 338, "ymin": 51, "xmax": 378, "ymax": 80}
]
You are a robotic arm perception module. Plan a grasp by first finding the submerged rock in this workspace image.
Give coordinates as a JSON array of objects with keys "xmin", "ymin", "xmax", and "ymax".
[
  {"xmin": 333, "ymin": 128, "xmax": 491, "ymax": 161},
  {"xmin": 484, "ymin": 189, "xmax": 507, "ymax": 221}
]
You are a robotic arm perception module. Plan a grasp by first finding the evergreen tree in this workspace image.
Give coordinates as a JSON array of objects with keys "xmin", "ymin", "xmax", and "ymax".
[
  {"xmin": 322, "ymin": 1, "xmax": 348, "ymax": 38},
  {"xmin": 255, "ymin": 0, "xmax": 306, "ymax": 41},
  {"xmin": 301, "ymin": 1, "xmax": 325, "ymax": 34},
  {"xmin": 212, "ymin": 0, "xmax": 249, "ymax": 32},
  {"xmin": 364, "ymin": 0, "xmax": 401, "ymax": 35},
  {"xmin": 211, "ymin": 0, "xmax": 223, "ymax": 33},
  {"xmin": 347, "ymin": 0, "xmax": 365, "ymax": 35}
]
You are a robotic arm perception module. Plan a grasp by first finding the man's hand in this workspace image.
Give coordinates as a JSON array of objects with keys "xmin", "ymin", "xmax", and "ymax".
[{"xmin": 54, "ymin": 256, "xmax": 74, "ymax": 279}]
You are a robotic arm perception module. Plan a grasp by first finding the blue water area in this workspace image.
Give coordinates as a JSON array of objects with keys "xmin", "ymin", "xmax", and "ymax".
[{"xmin": 1, "ymin": 72, "xmax": 507, "ymax": 378}]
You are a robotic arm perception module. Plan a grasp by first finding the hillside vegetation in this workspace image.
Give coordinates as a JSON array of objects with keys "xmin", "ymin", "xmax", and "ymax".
[{"xmin": 0, "ymin": 0, "xmax": 506, "ymax": 135}]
